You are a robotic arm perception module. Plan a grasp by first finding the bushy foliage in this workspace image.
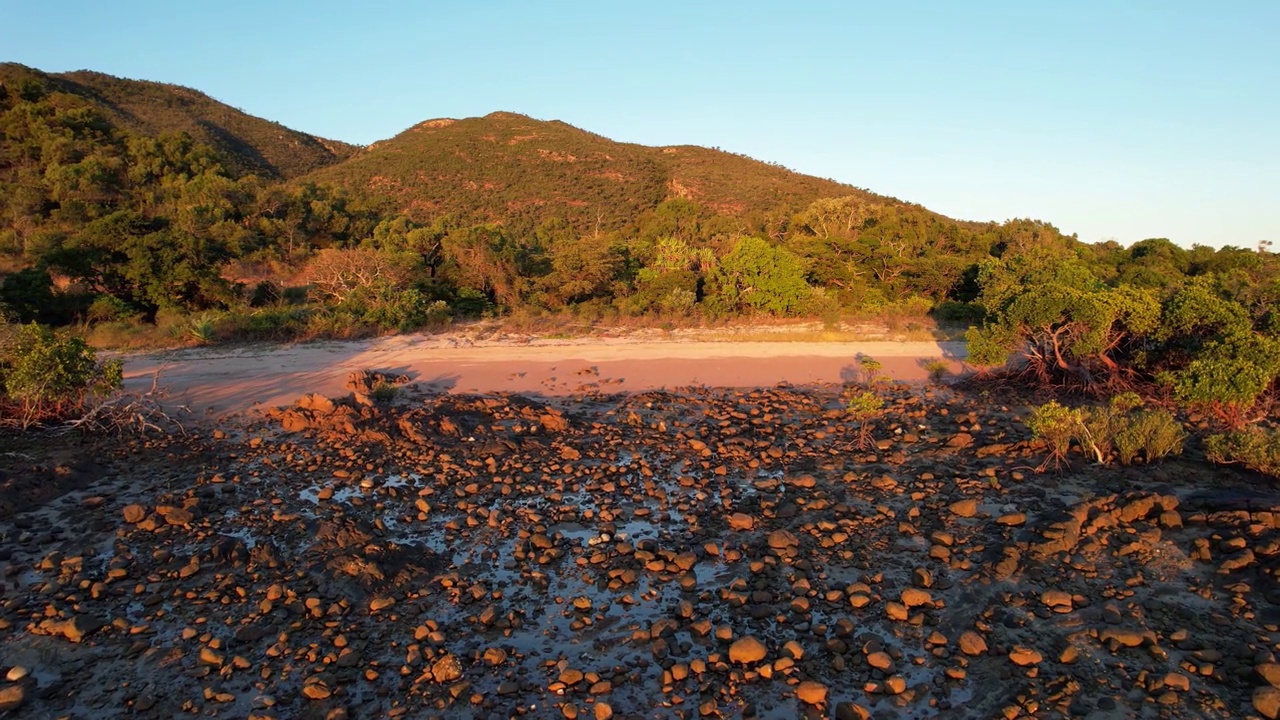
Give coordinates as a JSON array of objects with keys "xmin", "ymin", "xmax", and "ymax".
[
  {"xmin": 921, "ymin": 358, "xmax": 949, "ymax": 384},
  {"xmin": 967, "ymin": 270, "xmax": 1160, "ymax": 388},
  {"xmin": 1025, "ymin": 401, "xmax": 1078, "ymax": 469},
  {"xmin": 1025, "ymin": 395, "xmax": 1185, "ymax": 470},
  {"xmin": 0, "ymin": 323, "xmax": 122, "ymax": 427},
  {"xmin": 706, "ymin": 237, "xmax": 812, "ymax": 316},
  {"xmin": 1161, "ymin": 333, "xmax": 1280, "ymax": 423},
  {"xmin": 854, "ymin": 355, "xmax": 884, "ymax": 386},
  {"xmin": 1206, "ymin": 426, "xmax": 1280, "ymax": 478},
  {"xmin": 845, "ymin": 390, "xmax": 883, "ymax": 450}
]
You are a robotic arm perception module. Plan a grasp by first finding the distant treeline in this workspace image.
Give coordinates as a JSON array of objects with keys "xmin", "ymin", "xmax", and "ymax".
[{"xmin": 1, "ymin": 71, "xmax": 1276, "ymax": 368}]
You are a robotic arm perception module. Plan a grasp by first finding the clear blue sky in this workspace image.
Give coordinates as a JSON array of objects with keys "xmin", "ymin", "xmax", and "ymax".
[{"xmin": 3, "ymin": 0, "xmax": 1277, "ymax": 248}]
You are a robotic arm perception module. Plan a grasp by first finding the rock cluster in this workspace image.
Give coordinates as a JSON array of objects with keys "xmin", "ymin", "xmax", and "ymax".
[{"xmin": 0, "ymin": 382, "xmax": 1276, "ymax": 719}]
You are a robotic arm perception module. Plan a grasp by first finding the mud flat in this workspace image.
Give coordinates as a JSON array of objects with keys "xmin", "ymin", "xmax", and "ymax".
[{"xmin": 1, "ymin": 380, "xmax": 1278, "ymax": 719}]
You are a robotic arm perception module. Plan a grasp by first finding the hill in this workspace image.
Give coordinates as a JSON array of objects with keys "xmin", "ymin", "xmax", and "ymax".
[
  {"xmin": 302, "ymin": 111, "xmax": 901, "ymax": 231},
  {"xmin": 0, "ymin": 63, "xmax": 356, "ymax": 180}
]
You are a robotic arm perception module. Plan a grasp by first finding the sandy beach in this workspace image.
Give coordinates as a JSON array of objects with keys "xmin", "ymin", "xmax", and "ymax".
[{"xmin": 121, "ymin": 334, "xmax": 970, "ymax": 415}]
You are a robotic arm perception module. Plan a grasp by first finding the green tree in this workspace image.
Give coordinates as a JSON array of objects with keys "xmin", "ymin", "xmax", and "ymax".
[
  {"xmin": 968, "ymin": 282, "xmax": 1160, "ymax": 388},
  {"xmin": 706, "ymin": 237, "xmax": 811, "ymax": 316}
]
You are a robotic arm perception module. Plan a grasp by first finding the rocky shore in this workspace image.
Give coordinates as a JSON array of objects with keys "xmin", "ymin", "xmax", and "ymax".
[{"xmin": 1, "ymin": 380, "xmax": 1278, "ymax": 719}]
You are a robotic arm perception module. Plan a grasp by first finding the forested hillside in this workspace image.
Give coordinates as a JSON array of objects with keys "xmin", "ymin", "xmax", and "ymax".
[
  {"xmin": 301, "ymin": 111, "xmax": 889, "ymax": 236},
  {"xmin": 0, "ymin": 64, "xmax": 356, "ymax": 181}
]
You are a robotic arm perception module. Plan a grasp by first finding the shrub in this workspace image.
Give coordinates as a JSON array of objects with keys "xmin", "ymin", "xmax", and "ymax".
[
  {"xmin": 845, "ymin": 390, "xmax": 883, "ymax": 450},
  {"xmin": 1026, "ymin": 401, "xmax": 1078, "ymax": 470},
  {"xmin": 932, "ymin": 300, "xmax": 986, "ymax": 325},
  {"xmin": 247, "ymin": 280, "xmax": 281, "ymax": 308},
  {"xmin": 1206, "ymin": 426, "xmax": 1280, "ymax": 477},
  {"xmin": 705, "ymin": 237, "xmax": 811, "ymax": 317},
  {"xmin": 0, "ymin": 324, "xmax": 123, "ymax": 427},
  {"xmin": 85, "ymin": 294, "xmax": 137, "ymax": 324},
  {"xmin": 1110, "ymin": 408, "xmax": 1186, "ymax": 465},
  {"xmin": 187, "ymin": 313, "xmax": 219, "ymax": 345},
  {"xmin": 370, "ymin": 381, "xmax": 400, "ymax": 403},
  {"xmin": 921, "ymin": 358, "xmax": 949, "ymax": 384},
  {"xmin": 1162, "ymin": 331, "xmax": 1280, "ymax": 426},
  {"xmin": 1025, "ymin": 395, "xmax": 1185, "ymax": 470},
  {"xmin": 854, "ymin": 355, "xmax": 883, "ymax": 386},
  {"xmin": 217, "ymin": 307, "xmax": 313, "ymax": 342}
]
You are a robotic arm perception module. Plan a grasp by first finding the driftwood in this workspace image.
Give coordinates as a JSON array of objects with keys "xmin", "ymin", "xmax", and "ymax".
[{"xmin": 59, "ymin": 367, "xmax": 188, "ymax": 437}]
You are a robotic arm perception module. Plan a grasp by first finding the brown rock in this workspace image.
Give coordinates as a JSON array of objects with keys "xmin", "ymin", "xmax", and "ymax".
[
  {"xmin": 835, "ymin": 702, "xmax": 871, "ymax": 720},
  {"xmin": 47, "ymin": 615, "xmax": 104, "ymax": 643},
  {"xmin": 1100, "ymin": 628, "xmax": 1150, "ymax": 648},
  {"xmin": 297, "ymin": 393, "xmax": 335, "ymax": 413},
  {"xmin": 958, "ymin": 630, "xmax": 988, "ymax": 655},
  {"xmin": 795, "ymin": 681, "xmax": 828, "ymax": 706},
  {"xmin": 1163, "ymin": 673, "xmax": 1190, "ymax": 692},
  {"xmin": 0, "ymin": 684, "xmax": 25, "ymax": 712},
  {"xmin": 301, "ymin": 686, "xmax": 330, "ymax": 701},
  {"xmin": 281, "ymin": 410, "xmax": 311, "ymax": 433},
  {"xmin": 593, "ymin": 701, "xmax": 613, "ymax": 720},
  {"xmin": 1041, "ymin": 589, "xmax": 1072, "ymax": 610},
  {"xmin": 767, "ymin": 530, "xmax": 799, "ymax": 550},
  {"xmin": 727, "ymin": 513, "xmax": 755, "ymax": 530},
  {"xmin": 729, "ymin": 636, "xmax": 768, "ymax": 664},
  {"xmin": 200, "ymin": 646, "xmax": 225, "ymax": 667},
  {"xmin": 1258, "ymin": 663, "xmax": 1280, "ymax": 688},
  {"xmin": 122, "ymin": 504, "xmax": 147, "ymax": 524},
  {"xmin": 885, "ymin": 602, "xmax": 909, "ymax": 621},
  {"xmin": 164, "ymin": 507, "xmax": 194, "ymax": 526},
  {"xmin": 1255, "ymin": 686, "xmax": 1280, "ymax": 720},
  {"xmin": 1008, "ymin": 646, "xmax": 1042, "ymax": 666},
  {"xmin": 949, "ymin": 499, "xmax": 978, "ymax": 518},
  {"xmin": 900, "ymin": 588, "xmax": 931, "ymax": 607},
  {"xmin": 431, "ymin": 654, "xmax": 463, "ymax": 683},
  {"xmin": 866, "ymin": 651, "xmax": 893, "ymax": 670},
  {"xmin": 1119, "ymin": 495, "xmax": 1158, "ymax": 523},
  {"xmin": 996, "ymin": 512, "xmax": 1026, "ymax": 526}
]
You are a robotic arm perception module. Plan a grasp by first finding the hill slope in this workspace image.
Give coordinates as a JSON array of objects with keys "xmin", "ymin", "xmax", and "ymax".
[
  {"xmin": 0, "ymin": 63, "xmax": 357, "ymax": 180},
  {"xmin": 302, "ymin": 112, "xmax": 897, "ymax": 231}
]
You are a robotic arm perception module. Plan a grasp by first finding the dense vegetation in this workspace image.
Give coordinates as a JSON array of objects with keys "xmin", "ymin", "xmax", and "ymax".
[
  {"xmin": 1, "ymin": 65, "xmax": 1277, "ymax": 468},
  {"xmin": 0, "ymin": 64, "xmax": 356, "ymax": 180}
]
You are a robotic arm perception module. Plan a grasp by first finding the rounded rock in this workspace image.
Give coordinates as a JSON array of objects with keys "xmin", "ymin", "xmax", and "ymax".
[
  {"xmin": 729, "ymin": 636, "xmax": 768, "ymax": 665},
  {"xmin": 795, "ymin": 681, "xmax": 828, "ymax": 706}
]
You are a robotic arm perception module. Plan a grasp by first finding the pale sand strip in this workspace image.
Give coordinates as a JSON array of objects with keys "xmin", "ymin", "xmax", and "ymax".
[{"xmin": 121, "ymin": 336, "xmax": 969, "ymax": 416}]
